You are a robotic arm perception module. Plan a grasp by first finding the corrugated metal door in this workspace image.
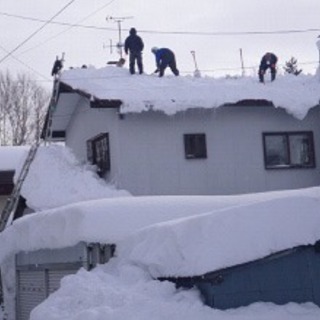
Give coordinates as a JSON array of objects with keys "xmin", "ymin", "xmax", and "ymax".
[
  {"xmin": 15, "ymin": 243, "xmax": 113, "ymax": 320},
  {"xmin": 48, "ymin": 269, "xmax": 77, "ymax": 294},
  {"xmin": 16, "ymin": 270, "xmax": 46, "ymax": 320}
]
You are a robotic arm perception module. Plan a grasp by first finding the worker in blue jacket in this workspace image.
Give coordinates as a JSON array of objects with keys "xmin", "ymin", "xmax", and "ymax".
[
  {"xmin": 258, "ymin": 52, "xmax": 278, "ymax": 83},
  {"xmin": 151, "ymin": 47, "xmax": 179, "ymax": 77}
]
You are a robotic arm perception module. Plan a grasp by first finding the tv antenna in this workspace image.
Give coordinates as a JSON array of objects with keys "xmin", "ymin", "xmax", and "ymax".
[{"xmin": 106, "ymin": 16, "xmax": 133, "ymax": 59}]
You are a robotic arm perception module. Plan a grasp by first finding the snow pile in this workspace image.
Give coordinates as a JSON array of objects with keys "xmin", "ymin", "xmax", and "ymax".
[
  {"xmin": 61, "ymin": 66, "xmax": 320, "ymax": 120},
  {"xmin": 18, "ymin": 144, "xmax": 130, "ymax": 211},
  {"xmin": 30, "ymin": 261, "xmax": 320, "ymax": 320},
  {"xmin": 0, "ymin": 146, "xmax": 29, "ymax": 171}
]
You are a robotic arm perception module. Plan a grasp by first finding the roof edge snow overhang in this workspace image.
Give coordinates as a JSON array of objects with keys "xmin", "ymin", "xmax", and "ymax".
[
  {"xmin": 59, "ymin": 81, "xmax": 122, "ymax": 109},
  {"xmin": 41, "ymin": 81, "xmax": 123, "ymax": 141}
]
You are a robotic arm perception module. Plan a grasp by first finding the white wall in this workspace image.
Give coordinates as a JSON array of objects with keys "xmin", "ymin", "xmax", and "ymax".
[{"xmin": 66, "ymin": 100, "xmax": 320, "ymax": 195}]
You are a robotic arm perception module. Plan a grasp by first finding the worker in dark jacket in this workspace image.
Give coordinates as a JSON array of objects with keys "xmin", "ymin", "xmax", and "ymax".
[
  {"xmin": 258, "ymin": 52, "xmax": 278, "ymax": 83},
  {"xmin": 124, "ymin": 28, "xmax": 144, "ymax": 74},
  {"xmin": 151, "ymin": 47, "xmax": 179, "ymax": 77}
]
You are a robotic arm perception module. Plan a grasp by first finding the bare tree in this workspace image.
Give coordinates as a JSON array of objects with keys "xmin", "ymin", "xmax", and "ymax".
[{"xmin": 0, "ymin": 70, "xmax": 50, "ymax": 146}]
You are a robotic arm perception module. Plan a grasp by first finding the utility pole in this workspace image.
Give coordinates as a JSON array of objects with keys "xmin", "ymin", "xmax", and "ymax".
[{"xmin": 106, "ymin": 16, "xmax": 133, "ymax": 60}]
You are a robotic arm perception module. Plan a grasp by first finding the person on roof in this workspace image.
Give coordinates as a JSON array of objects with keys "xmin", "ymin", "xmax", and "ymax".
[
  {"xmin": 124, "ymin": 28, "xmax": 144, "ymax": 75},
  {"xmin": 258, "ymin": 52, "xmax": 278, "ymax": 83},
  {"xmin": 151, "ymin": 47, "xmax": 179, "ymax": 77}
]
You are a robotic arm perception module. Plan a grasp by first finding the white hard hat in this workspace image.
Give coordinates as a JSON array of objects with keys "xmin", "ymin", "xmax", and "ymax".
[{"xmin": 151, "ymin": 47, "xmax": 158, "ymax": 53}]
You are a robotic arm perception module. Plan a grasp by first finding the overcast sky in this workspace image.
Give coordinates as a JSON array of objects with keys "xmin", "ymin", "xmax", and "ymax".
[{"xmin": 0, "ymin": 0, "xmax": 319, "ymax": 87}]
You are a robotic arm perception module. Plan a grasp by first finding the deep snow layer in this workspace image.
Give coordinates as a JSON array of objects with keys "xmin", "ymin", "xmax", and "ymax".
[
  {"xmin": 18, "ymin": 145, "xmax": 130, "ymax": 211},
  {"xmin": 61, "ymin": 66, "xmax": 320, "ymax": 120},
  {"xmin": 1, "ymin": 187, "xmax": 320, "ymax": 278},
  {"xmin": 30, "ymin": 261, "xmax": 320, "ymax": 320}
]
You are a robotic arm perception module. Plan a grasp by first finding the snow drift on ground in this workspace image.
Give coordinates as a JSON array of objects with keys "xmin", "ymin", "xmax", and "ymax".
[
  {"xmin": 30, "ymin": 261, "xmax": 320, "ymax": 320},
  {"xmin": 61, "ymin": 66, "xmax": 320, "ymax": 120},
  {"xmin": 17, "ymin": 144, "xmax": 130, "ymax": 211}
]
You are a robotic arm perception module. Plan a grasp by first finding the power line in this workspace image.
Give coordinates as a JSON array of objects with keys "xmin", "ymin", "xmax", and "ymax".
[
  {"xmin": 1, "ymin": 10, "xmax": 320, "ymax": 36},
  {"xmin": 19, "ymin": 0, "xmax": 118, "ymax": 56},
  {"xmin": 0, "ymin": 11, "xmax": 114, "ymax": 31},
  {"xmin": 0, "ymin": 0, "xmax": 77, "ymax": 65},
  {"xmin": 0, "ymin": 44, "xmax": 50, "ymax": 81}
]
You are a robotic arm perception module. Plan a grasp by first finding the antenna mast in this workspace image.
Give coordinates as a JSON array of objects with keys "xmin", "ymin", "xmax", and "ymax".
[{"xmin": 106, "ymin": 16, "xmax": 133, "ymax": 59}]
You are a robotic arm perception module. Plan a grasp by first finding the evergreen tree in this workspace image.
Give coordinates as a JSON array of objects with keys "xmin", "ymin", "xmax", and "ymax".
[{"xmin": 283, "ymin": 57, "xmax": 302, "ymax": 76}]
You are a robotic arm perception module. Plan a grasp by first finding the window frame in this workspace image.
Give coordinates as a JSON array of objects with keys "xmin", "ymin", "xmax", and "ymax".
[
  {"xmin": 262, "ymin": 131, "xmax": 315, "ymax": 169},
  {"xmin": 184, "ymin": 133, "xmax": 207, "ymax": 159},
  {"xmin": 86, "ymin": 132, "xmax": 110, "ymax": 175}
]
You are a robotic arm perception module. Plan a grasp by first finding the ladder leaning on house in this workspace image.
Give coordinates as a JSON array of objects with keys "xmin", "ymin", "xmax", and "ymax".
[
  {"xmin": 0, "ymin": 142, "xmax": 40, "ymax": 232},
  {"xmin": 0, "ymin": 62, "xmax": 62, "ymax": 307},
  {"xmin": 0, "ymin": 77, "xmax": 60, "ymax": 232}
]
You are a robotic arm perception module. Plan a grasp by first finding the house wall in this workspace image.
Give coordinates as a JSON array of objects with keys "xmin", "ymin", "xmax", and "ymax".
[{"xmin": 66, "ymin": 99, "xmax": 320, "ymax": 195}]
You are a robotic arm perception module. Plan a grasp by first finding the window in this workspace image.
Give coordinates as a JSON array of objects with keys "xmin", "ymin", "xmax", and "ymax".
[
  {"xmin": 87, "ymin": 133, "xmax": 110, "ymax": 175},
  {"xmin": 184, "ymin": 134, "xmax": 207, "ymax": 159},
  {"xmin": 263, "ymin": 132, "xmax": 315, "ymax": 169}
]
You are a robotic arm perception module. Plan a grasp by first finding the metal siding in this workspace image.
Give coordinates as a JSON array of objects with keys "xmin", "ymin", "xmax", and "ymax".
[
  {"xmin": 15, "ymin": 243, "xmax": 113, "ymax": 320},
  {"xmin": 16, "ymin": 270, "xmax": 46, "ymax": 320},
  {"xmin": 196, "ymin": 246, "xmax": 320, "ymax": 310},
  {"xmin": 16, "ymin": 242, "xmax": 89, "ymax": 266},
  {"xmin": 309, "ymin": 247, "xmax": 320, "ymax": 304}
]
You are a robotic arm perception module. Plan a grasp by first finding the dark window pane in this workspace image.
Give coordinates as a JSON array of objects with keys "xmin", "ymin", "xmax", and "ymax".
[
  {"xmin": 86, "ymin": 133, "xmax": 110, "ymax": 174},
  {"xmin": 265, "ymin": 135, "xmax": 289, "ymax": 166},
  {"xmin": 289, "ymin": 134, "xmax": 313, "ymax": 166},
  {"xmin": 184, "ymin": 134, "xmax": 207, "ymax": 159},
  {"xmin": 263, "ymin": 132, "xmax": 315, "ymax": 169}
]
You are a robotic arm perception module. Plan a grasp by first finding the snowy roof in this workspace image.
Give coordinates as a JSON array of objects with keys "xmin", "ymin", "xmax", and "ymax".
[
  {"xmin": 60, "ymin": 66, "xmax": 320, "ymax": 120},
  {"xmin": 0, "ymin": 146, "xmax": 29, "ymax": 171},
  {"xmin": 1, "ymin": 185, "xmax": 320, "ymax": 278}
]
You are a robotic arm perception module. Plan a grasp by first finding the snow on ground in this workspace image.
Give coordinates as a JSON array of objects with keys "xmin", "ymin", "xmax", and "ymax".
[
  {"xmin": 30, "ymin": 261, "xmax": 320, "ymax": 320},
  {"xmin": 61, "ymin": 66, "xmax": 320, "ymax": 120}
]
